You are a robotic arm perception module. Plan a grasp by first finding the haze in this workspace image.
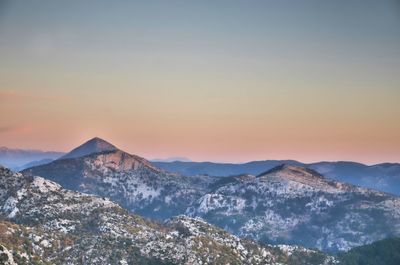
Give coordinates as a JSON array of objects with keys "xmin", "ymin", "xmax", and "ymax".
[{"xmin": 1, "ymin": 0, "xmax": 399, "ymax": 164}]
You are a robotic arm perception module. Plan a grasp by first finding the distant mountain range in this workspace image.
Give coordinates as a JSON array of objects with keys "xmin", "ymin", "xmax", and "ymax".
[
  {"xmin": 153, "ymin": 160, "xmax": 400, "ymax": 195},
  {"xmin": 22, "ymin": 137, "xmax": 400, "ymax": 253},
  {"xmin": 2, "ymin": 142, "xmax": 399, "ymax": 196},
  {"xmin": 0, "ymin": 146, "xmax": 65, "ymax": 171}
]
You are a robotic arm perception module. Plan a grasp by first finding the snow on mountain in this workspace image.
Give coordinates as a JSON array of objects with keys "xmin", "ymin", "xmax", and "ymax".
[
  {"xmin": 23, "ymin": 147, "xmax": 213, "ymax": 220},
  {"xmin": 186, "ymin": 165, "xmax": 400, "ymax": 252},
  {"xmin": 0, "ymin": 165, "xmax": 335, "ymax": 265},
  {"xmin": 20, "ymin": 138, "xmax": 400, "ymax": 253}
]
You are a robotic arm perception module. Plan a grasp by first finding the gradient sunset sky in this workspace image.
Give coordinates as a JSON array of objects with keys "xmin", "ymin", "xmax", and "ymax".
[{"xmin": 0, "ymin": 0, "xmax": 399, "ymax": 163}]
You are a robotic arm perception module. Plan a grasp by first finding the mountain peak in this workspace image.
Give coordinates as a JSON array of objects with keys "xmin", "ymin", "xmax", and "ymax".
[
  {"xmin": 258, "ymin": 164, "xmax": 325, "ymax": 182},
  {"xmin": 59, "ymin": 137, "xmax": 118, "ymax": 160}
]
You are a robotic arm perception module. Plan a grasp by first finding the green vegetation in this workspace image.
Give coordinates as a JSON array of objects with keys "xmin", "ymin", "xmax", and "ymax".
[{"xmin": 338, "ymin": 238, "xmax": 400, "ymax": 265}]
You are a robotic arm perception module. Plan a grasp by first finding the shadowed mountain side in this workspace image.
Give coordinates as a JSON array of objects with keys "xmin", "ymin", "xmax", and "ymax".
[{"xmin": 59, "ymin": 137, "xmax": 118, "ymax": 160}]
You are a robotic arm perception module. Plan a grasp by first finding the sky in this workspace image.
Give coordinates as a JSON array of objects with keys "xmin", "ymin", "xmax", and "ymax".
[{"xmin": 0, "ymin": 0, "xmax": 399, "ymax": 164}]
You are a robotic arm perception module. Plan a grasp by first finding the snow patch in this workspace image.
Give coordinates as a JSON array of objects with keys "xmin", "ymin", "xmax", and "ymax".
[
  {"xmin": 3, "ymin": 196, "xmax": 19, "ymax": 218},
  {"xmin": 31, "ymin": 177, "xmax": 61, "ymax": 193}
]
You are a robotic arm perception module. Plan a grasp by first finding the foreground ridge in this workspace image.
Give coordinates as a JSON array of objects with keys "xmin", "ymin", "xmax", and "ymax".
[{"xmin": 0, "ymin": 166, "xmax": 335, "ymax": 265}]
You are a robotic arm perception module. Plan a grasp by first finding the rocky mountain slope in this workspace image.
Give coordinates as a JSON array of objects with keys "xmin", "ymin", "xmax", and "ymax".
[
  {"xmin": 186, "ymin": 165, "xmax": 400, "ymax": 252},
  {"xmin": 0, "ymin": 166, "xmax": 335, "ymax": 265},
  {"xmin": 23, "ymin": 146, "xmax": 214, "ymax": 220},
  {"xmin": 22, "ymin": 138, "xmax": 400, "ymax": 253},
  {"xmin": 153, "ymin": 160, "xmax": 400, "ymax": 195}
]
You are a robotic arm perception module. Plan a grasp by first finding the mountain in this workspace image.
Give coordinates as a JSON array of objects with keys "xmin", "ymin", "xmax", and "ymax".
[
  {"xmin": 309, "ymin": 161, "xmax": 400, "ymax": 195},
  {"xmin": 15, "ymin": 158, "xmax": 55, "ymax": 171},
  {"xmin": 59, "ymin": 137, "xmax": 118, "ymax": 160},
  {"xmin": 0, "ymin": 146, "xmax": 64, "ymax": 170},
  {"xmin": 23, "ymin": 139, "xmax": 214, "ymax": 220},
  {"xmin": 0, "ymin": 165, "xmax": 335, "ymax": 265},
  {"xmin": 22, "ymin": 138, "xmax": 400, "ymax": 252},
  {"xmin": 152, "ymin": 160, "xmax": 302, "ymax": 177},
  {"xmin": 152, "ymin": 160, "xmax": 400, "ymax": 195},
  {"xmin": 186, "ymin": 165, "xmax": 400, "ymax": 252},
  {"xmin": 337, "ymin": 237, "xmax": 400, "ymax": 265}
]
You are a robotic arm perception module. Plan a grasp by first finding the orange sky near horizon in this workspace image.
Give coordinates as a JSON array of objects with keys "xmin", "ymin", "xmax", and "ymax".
[
  {"xmin": 1, "ymin": 1, "xmax": 399, "ymax": 164},
  {"xmin": 1, "ymin": 85, "xmax": 399, "ymax": 164}
]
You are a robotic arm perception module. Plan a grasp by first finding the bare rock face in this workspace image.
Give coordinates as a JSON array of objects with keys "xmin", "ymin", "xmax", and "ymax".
[
  {"xmin": 88, "ymin": 150, "xmax": 159, "ymax": 172},
  {"xmin": 257, "ymin": 164, "xmax": 354, "ymax": 192}
]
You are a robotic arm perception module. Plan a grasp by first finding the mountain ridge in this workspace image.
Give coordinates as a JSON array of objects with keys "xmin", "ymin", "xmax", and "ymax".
[
  {"xmin": 153, "ymin": 160, "xmax": 400, "ymax": 195},
  {"xmin": 22, "ymin": 144, "xmax": 208, "ymax": 220},
  {"xmin": 186, "ymin": 164, "xmax": 400, "ymax": 252},
  {"xmin": 0, "ymin": 165, "xmax": 335, "ymax": 265},
  {"xmin": 23, "ymin": 140, "xmax": 400, "ymax": 252}
]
